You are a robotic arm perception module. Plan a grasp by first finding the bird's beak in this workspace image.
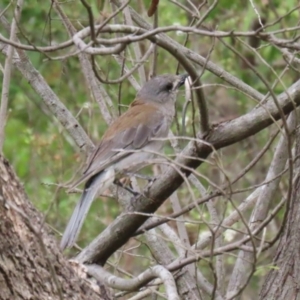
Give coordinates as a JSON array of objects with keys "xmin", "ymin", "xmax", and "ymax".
[{"xmin": 177, "ymin": 74, "xmax": 189, "ymax": 88}]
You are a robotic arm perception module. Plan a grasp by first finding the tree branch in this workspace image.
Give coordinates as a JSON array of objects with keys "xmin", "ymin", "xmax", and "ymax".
[{"xmin": 75, "ymin": 78, "xmax": 300, "ymax": 265}]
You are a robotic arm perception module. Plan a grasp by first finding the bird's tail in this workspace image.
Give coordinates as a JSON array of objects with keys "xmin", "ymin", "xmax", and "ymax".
[{"xmin": 60, "ymin": 167, "xmax": 115, "ymax": 250}]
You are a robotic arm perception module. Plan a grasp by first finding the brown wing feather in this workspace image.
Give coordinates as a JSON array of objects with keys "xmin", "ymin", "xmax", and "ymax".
[{"xmin": 70, "ymin": 101, "xmax": 166, "ymax": 189}]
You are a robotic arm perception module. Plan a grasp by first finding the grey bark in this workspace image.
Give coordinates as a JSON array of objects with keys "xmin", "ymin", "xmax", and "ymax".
[
  {"xmin": 0, "ymin": 155, "xmax": 110, "ymax": 300},
  {"xmin": 259, "ymin": 123, "xmax": 300, "ymax": 299}
]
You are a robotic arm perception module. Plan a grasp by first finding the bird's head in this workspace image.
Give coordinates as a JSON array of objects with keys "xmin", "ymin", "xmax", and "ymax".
[{"xmin": 136, "ymin": 74, "xmax": 188, "ymax": 104}]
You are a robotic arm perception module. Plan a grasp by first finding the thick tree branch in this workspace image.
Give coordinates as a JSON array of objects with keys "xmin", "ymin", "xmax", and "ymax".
[{"xmin": 76, "ymin": 78, "xmax": 300, "ymax": 265}]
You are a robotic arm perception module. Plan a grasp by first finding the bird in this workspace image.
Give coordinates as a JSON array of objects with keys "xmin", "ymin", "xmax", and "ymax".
[{"xmin": 60, "ymin": 73, "xmax": 188, "ymax": 250}]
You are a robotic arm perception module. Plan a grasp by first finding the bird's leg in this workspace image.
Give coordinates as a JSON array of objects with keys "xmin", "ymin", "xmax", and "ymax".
[{"xmin": 113, "ymin": 179, "xmax": 140, "ymax": 197}]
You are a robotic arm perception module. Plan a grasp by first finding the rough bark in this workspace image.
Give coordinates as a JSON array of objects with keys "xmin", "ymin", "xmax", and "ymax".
[
  {"xmin": 0, "ymin": 155, "xmax": 111, "ymax": 300},
  {"xmin": 259, "ymin": 126, "xmax": 300, "ymax": 299}
]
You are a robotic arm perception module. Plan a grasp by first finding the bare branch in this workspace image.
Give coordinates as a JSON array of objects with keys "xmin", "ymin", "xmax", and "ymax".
[
  {"xmin": 53, "ymin": 0, "xmax": 114, "ymax": 125},
  {"xmin": 75, "ymin": 76, "xmax": 300, "ymax": 265},
  {"xmin": 87, "ymin": 264, "xmax": 180, "ymax": 299},
  {"xmin": 0, "ymin": 39, "xmax": 93, "ymax": 152},
  {"xmin": 226, "ymin": 110, "xmax": 298, "ymax": 298},
  {"xmin": 0, "ymin": 0, "xmax": 24, "ymax": 151}
]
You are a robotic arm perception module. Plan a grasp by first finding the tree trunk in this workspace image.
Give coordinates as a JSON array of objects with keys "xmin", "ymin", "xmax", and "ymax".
[
  {"xmin": 259, "ymin": 127, "xmax": 300, "ymax": 299},
  {"xmin": 0, "ymin": 155, "xmax": 111, "ymax": 300}
]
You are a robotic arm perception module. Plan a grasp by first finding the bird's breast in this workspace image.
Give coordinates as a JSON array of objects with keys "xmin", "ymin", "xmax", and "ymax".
[{"xmin": 113, "ymin": 140, "xmax": 164, "ymax": 173}]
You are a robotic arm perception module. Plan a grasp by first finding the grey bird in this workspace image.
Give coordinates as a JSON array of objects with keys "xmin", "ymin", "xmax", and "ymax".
[{"xmin": 60, "ymin": 74, "xmax": 188, "ymax": 250}]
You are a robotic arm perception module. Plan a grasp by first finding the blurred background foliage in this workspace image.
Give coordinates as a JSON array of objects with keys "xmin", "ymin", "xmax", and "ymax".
[{"xmin": 0, "ymin": 0, "xmax": 299, "ymax": 298}]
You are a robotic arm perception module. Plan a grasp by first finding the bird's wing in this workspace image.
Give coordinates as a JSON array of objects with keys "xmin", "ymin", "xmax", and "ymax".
[{"xmin": 70, "ymin": 102, "xmax": 168, "ymax": 189}]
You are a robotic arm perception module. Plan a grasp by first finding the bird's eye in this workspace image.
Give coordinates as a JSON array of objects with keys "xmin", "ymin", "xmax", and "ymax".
[{"xmin": 165, "ymin": 82, "xmax": 173, "ymax": 91}]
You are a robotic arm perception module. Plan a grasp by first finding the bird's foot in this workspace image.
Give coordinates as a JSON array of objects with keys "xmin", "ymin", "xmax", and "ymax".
[{"xmin": 113, "ymin": 179, "xmax": 140, "ymax": 197}]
